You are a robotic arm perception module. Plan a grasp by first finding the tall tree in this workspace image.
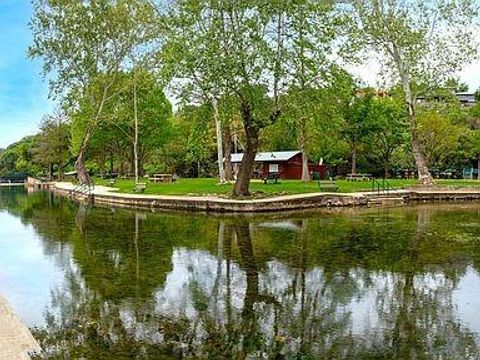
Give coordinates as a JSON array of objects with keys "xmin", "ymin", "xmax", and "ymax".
[
  {"xmin": 101, "ymin": 70, "xmax": 174, "ymax": 177},
  {"xmin": 364, "ymin": 96, "xmax": 408, "ymax": 178},
  {"xmin": 0, "ymin": 136, "xmax": 41, "ymax": 176},
  {"xmin": 340, "ymin": 89, "xmax": 379, "ymax": 175},
  {"xmin": 161, "ymin": 0, "xmax": 228, "ymax": 183},
  {"xmin": 162, "ymin": 1, "xmax": 286, "ymax": 196},
  {"xmin": 348, "ymin": 0, "xmax": 479, "ymax": 185},
  {"xmin": 35, "ymin": 110, "xmax": 71, "ymax": 180},
  {"xmin": 29, "ymin": 0, "xmax": 155, "ymax": 184},
  {"xmin": 281, "ymin": 1, "xmax": 339, "ymax": 182},
  {"xmin": 417, "ymin": 108, "xmax": 465, "ymax": 168}
]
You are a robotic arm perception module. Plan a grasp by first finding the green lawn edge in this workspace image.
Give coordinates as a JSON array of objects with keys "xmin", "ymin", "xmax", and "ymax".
[{"xmin": 92, "ymin": 178, "xmax": 480, "ymax": 198}]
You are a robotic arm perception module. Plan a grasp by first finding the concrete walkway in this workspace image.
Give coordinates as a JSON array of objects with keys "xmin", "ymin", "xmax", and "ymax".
[
  {"xmin": 52, "ymin": 181, "xmax": 480, "ymax": 213},
  {"xmin": 54, "ymin": 181, "xmax": 369, "ymax": 211},
  {"xmin": 0, "ymin": 295, "xmax": 40, "ymax": 360},
  {"xmin": 53, "ymin": 182, "xmax": 420, "ymax": 203},
  {"xmin": 54, "ymin": 181, "xmax": 370, "ymax": 201}
]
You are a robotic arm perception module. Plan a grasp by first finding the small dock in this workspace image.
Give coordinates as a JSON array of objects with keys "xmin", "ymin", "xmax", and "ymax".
[
  {"xmin": 0, "ymin": 295, "xmax": 40, "ymax": 359},
  {"xmin": 26, "ymin": 177, "xmax": 51, "ymax": 190},
  {"xmin": 0, "ymin": 183, "xmax": 25, "ymax": 187}
]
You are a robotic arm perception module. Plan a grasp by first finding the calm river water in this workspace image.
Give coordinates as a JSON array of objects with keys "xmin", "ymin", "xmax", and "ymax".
[{"xmin": 1, "ymin": 188, "xmax": 480, "ymax": 359}]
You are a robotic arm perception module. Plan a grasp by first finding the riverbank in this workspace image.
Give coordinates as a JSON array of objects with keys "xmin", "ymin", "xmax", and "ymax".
[{"xmin": 52, "ymin": 182, "xmax": 480, "ymax": 213}]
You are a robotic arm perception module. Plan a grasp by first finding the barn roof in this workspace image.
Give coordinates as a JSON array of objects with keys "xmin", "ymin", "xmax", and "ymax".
[{"xmin": 230, "ymin": 150, "xmax": 301, "ymax": 163}]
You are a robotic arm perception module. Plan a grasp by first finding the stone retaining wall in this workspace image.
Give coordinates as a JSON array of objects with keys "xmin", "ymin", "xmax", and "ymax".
[
  {"xmin": 408, "ymin": 191, "xmax": 480, "ymax": 203},
  {"xmin": 53, "ymin": 184, "xmax": 367, "ymax": 212},
  {"xmin": 52, "ymin": 183, "xmax": 480, "ymax": 213},
  {"xmin": 90, "ymin": 192, "xmax": 368, "ymax": 213}
]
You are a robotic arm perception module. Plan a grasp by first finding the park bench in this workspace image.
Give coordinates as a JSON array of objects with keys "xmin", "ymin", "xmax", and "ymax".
[
  {"xmin": 133, "ymin": 182, "xmax": 147, "ymax": 193},
  {"xmin": 318, "ymin": 180, "xmax": 339, "ymax": 192},
  {"xmin": 121, "ymin": 173, "xmax": 134, "ymax": 180},
  {"xmin": 263, "ymin": 172, "xmax": 280, "ymax": 184},
  {"xmin": 149, "ymin": 173, "xmax": 173, "ymax": 183},
  {"xmin": 108, "ymin": 178, "xmax": 116, "ymax": 187}
]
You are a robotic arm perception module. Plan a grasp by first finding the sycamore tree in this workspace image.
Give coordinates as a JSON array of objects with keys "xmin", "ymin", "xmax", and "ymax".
[
  {"xmin": 161, "ymin": 1, "xmax": 288, "ymax": 196},
  {"xmin": 347, "ymin": 0, "xmax": 479, "ymax": 185},
  {"xmin": 280, "ymin": 1, "xmax": 339, "ymax": 182},
  {"xmin": 29, "ymin": 0, "xmax": 155, "ymax": 184},
  {"xmin": 160, "ymin": 0, "xmax": 230, "ymax": 183},
  {"xmin": 218, "ymin": 95, "xmax": 243, "ymax": 181},
  {"xmin": 96, "ymin": 70, "xmax": 173, "ymax": 177}
]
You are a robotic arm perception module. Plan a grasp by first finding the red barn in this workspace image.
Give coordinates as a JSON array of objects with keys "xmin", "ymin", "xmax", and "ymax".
[{"xmin": 230, "ymin": 151, "xmax": 325, "ymax": 180}]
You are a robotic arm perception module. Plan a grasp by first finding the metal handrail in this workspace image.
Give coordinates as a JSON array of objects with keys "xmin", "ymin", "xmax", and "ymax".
[
  {"xmin": 372, "ymin": 178, "xmax": 393, "ymax": 195},
  {"xmin": 70, "ymin": 180, "xmax": 95, "ymax": 202},
  {"xmin": 382, "ymin": 178, "xmax": 394, "ymax": 194}
]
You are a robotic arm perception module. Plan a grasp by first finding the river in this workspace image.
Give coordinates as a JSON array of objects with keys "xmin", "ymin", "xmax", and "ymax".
[{"xmin": 1, "ymin": 187, "xmax": 480, "ymax": 359}]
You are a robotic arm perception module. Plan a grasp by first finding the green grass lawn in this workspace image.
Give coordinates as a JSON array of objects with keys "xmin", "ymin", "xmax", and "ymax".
[{"xmin": 93, "ymin": 177, "xmax": 480, "ymax": 198}]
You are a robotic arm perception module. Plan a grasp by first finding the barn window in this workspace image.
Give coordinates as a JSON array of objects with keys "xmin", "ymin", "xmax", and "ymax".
[{"xmin": 269, "ymin": 164, "xmax": 279, "ymax": 173}]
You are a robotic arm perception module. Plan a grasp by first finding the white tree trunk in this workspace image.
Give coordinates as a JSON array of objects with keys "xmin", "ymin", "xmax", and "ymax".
[
  {"xmin": 301, "ymin": 150, "xmax": 310, "ymax": 182},
  {"xmin": 213, "ymin": 97, "xmax": 225, "ymax": 183},
  {"xmin": 351, "ymin": 145, "xmax": 357, "ymax": 175},
  {"xmin": 133, "ymin": 80, "xmax": 139, "ymax": 183},
  {"xmin": 393, "ymin": 49, "xmax": 433, "ymax": 185},
  {"xmin": 300, "ymin": 120, "xmax": 311, "ymax": 182}
]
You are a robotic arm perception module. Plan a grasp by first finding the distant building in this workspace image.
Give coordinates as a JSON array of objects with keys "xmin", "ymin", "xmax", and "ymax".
[
  {"xmin": 416, "ymin": 92, "xmax": 477, "ymax": 106},
  {"xmin": 455, "ymin": 92, "xmax": 477, "ymax": 106},
  {"xmin": 229, "ymin": 150, "xmax": 326, "ymax": 180}
]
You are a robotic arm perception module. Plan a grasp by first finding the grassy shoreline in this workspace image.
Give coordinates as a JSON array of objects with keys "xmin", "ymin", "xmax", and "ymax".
[{"xmin": 93, "ymin": 178, "xmax": 480, "ymax": 198}]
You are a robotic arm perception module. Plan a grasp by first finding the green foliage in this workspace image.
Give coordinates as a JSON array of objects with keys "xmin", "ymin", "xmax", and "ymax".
[
  {"xmin": 21, "ymin": 0, "xmax": 480, "ymax": 182},
  {"xmin": 29, "ymin": 0, "xmax": 155, "ymax": 97},
  {"xmin": 35, "ymin": 111, "xmax": 72, "ymax": 178},
  {"xmin": 182, "ymin": 104, "xmax": 214, "ymax": 164},
  {"xmin": 417, "ymin": 108, "xmax": 465, "ymax": 167},
  {"xmin": 29, "ymin": 0, "xmax": 157, "ymax": 182},
  {"xmin": 364, "ymin": 96, "xmax": 409, "ymax": 174},
  {"xmin": 0, "ymin": 136, "xmax": 41, "ymax": 176},
  {"xmin": 340, "ymin": 90, "xmax": 378, "ymax": 149},
  {"xmin": 346, "ymin": 0, "xmax": 479, "ymax": 93},
  {"xmin": 88, "ymin": 70, "xmax": 174, "ymax": 173}
]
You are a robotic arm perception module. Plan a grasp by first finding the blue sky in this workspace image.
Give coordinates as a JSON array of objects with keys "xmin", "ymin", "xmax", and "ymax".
[{"xmin": 0, "ymin": 0, "xmax": 53, "ymax": 149}]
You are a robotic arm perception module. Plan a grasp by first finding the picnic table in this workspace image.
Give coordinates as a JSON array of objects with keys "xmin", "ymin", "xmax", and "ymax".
[
  {"xmin": 149, "ymin": 173, "xmax": 174, "ymax": 183},
  {"xmin": 263, "ymin": 172, "xmax": 280, "ymax": 184},
  {"xmin": 346, "ymin": 173, "xmax": 372, "ymax": 181}
]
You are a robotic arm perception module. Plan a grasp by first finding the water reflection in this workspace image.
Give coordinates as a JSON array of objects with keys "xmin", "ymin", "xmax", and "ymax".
[{"xmin": 1, "ymin": 188, "xmax": 480, "ymax": 359}]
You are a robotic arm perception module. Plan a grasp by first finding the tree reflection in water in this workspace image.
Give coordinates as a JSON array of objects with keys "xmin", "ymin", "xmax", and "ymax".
[
  {"xmin": 1, "ymin": 189, "xmax": 480, "ymax": 359},
  {"xmin": 367, "ymin": 209, "xmax": 480, "ymax": 359}
]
